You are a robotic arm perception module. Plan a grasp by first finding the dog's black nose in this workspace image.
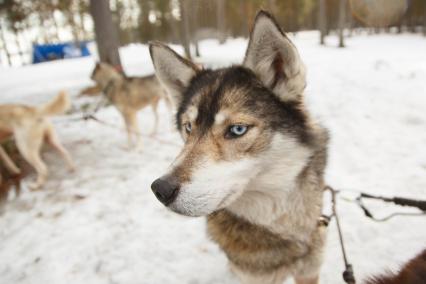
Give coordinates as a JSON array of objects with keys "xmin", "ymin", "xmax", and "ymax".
[{"xmin": 151, "ymin": 178, "xmax": 179, "ymax": 205}]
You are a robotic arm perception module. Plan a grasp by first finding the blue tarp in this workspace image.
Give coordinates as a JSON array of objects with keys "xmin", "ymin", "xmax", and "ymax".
[{"xmin": 32, "ymin": 42, "xmax": 91, "ymax": 64}]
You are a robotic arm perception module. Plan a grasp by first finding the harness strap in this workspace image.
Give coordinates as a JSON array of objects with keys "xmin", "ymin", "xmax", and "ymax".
[
  {"xmin": 356, "ymin": 193, "xmax": 426, "ymax": 222},
  {"xmin": 360, "ymin": 193, "xmax": 426, "ymax": 212},
  {"xmin": 324, "ymin": 186, "xmax": 356, "ymax": 284}
]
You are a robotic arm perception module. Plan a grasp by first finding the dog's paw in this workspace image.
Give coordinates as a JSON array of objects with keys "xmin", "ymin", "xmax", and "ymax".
[
  {"xmin": 11, "ymin": 168, "xmax": 22, "ymax": 176},
  {"xmin": 123, "ymin": 145, "xmax": 134, "ymax": 151},
  {"xmin": 68, "ymin": 165, "xmax": 76, "ymax": 173},
  {"xmin": 28, "ymin": 182, "xmax": 42, "ymax": 191},
  {"xmin": 134, "ymin": 140, "xmax": 144, "ymax": 152}
]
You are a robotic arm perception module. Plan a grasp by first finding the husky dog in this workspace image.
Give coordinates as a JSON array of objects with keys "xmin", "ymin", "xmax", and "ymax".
[
  {"xmin": 150, "ymin": 11, "xmax": 329, "ymax": 284},
  {"xmin": 0, "ymin": 92, "xmax": 75, "ymax": 189},
  {"xmin": 91, "ymin": 63, "xmax": 170, "ymax": 147}
]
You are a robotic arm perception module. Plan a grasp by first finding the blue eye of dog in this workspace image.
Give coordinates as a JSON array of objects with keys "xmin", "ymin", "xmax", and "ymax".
[
  {"xmin": 228, "ymin": 125, "xmax": 248, "ymax": 138},
  {"xmin": 184, "ymin": 122, "xmax": 192, "ymax": 134}
]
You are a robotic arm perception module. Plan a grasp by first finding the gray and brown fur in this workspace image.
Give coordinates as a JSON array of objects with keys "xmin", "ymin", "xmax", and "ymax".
[
  {"xmin": 91, "ymin": 62, "xmax": 171, "ymax": 147},
  {"xmin": 149, "ymin": 11, "xmax": 329, "ymax": 284}
]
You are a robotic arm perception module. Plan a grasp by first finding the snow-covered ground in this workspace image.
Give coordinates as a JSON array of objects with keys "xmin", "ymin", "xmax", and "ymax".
[{"xmin": 0, "ymin": 32, "xmax": 425, "ymax": 284}]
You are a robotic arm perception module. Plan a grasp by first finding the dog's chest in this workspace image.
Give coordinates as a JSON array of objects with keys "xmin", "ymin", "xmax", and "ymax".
[{"xmin": 207, "ymin": 210, "xmax": 310, "ymax": 274}]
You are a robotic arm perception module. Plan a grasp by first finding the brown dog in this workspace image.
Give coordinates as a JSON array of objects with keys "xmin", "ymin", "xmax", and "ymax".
[
  {"xmin": 0, "ymin": 92, "xmax": 75, "ymax": 189},
  {"xmin": 91, "ymin": 63, "xmax": 171, "ymax": 148}
]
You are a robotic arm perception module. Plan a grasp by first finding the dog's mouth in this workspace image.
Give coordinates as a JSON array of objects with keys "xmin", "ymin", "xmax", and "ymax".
[
  {"xmin": 168, "ymin": 201, "xmax": 204, "ymax": 217},
  {"xmin": 166, "ymin": 185, "xmax": 244, "ymax": 217}
]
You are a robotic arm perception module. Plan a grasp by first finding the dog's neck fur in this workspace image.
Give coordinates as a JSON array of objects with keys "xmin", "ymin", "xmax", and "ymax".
[
  {"xmin": 206, "ymin": 132, "xmax": 327, "ymax": 274},
  {"xmin": 225, "ymin": 133, "xmax": 326, "ymax": 242},
  {"xmin": 97, "ymin": 68, "xmax": 123, "ymax": 90}
]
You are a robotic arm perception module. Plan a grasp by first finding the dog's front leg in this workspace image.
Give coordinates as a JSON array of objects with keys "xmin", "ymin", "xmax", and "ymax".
[
  {"xmin": 121, "ymin": 111, "xmax": 135, "ymax": 149},
  {"xmin": 0, "ymin": 145, "xmax": 21, "ymax": 175},
  {"xmin": 14, "ymin": 129, "xmax": 48, "ymax": 190},
  {"xmin": 132, "ymin": 120, "xmax": 143, "ymax": 149},
  {"xmin": 45, "ymin": 123, "xmax": 75, "ymax": 172},
  {"xmin": 25, "ymin": 152, "xmax": 48, "ymax": 190},
  {"xmin": 122, "ymin": 110, "xmax": 144, "ymax": 150},
  {"xmin": 229, "ymin": 263, "xmax": 289, "ymax": 284},
  {"xmin": 150, "ymin": 97, "xmax": 160, "ymax": 137}
]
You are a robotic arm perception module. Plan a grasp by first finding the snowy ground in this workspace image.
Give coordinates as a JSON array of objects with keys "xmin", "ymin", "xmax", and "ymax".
[{"xmin": 0, "ymin": 32, "xmax": 425, "ymax": 284}]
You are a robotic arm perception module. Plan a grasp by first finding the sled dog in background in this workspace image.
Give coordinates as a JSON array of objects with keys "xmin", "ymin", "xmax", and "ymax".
[
  {"xmin": 366, "ymin": 249, "xmax": 426, "ymax": 284},
  {"xmin": 91, "ymin": 63, "xmax": 171, "ymax": 148},
  {"xmin": 150, "ymin": 11, "xmax": 329, "ymax": 284},
  {"xmin": 0, "ymin": 92, "xmax": 75, "ymax": 189}
]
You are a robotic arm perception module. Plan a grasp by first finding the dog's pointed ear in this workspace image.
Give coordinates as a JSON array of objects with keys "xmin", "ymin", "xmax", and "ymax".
[
  {"xmin": 149, "ymin": 42, "xmax": 199, "ymax": 108},
  {"xmin": 243, "ymin": 11, "xmax": 306, "ymax": 103}
]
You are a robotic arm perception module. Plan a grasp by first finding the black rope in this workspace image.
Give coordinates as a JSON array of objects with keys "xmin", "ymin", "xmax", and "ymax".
[
  {"xmin": 356, "ymin": 192, "xmax": 426, "ymax": 222},
  {"xmin": 359, "ymin": 192, "xmax": 426, "ymax": 211},
  {"xmin": 54, "ymin": 98, "xmax": 180, "ymax": 147},
  {"xmin": 83, "ymin": 114, "xmax": 181, "ymax": 147}
]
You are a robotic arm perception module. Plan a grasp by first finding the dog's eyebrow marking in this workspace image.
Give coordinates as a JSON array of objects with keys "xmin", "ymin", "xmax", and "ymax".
[
  {"xmin": 187, "ymin": 106, "xmax": 198, "ymax": 122},
  {"xmin": 214, "ymin": 111, "xmax": 228, "ymax": 125}
]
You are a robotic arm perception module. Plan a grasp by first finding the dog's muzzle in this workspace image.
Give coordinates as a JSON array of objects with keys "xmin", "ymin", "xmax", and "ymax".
[{"xmin": 151, "ymin": 177, "xmax": 179, "ymax": 206}]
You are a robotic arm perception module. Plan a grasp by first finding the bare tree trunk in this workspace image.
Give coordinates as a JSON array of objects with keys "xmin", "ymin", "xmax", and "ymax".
[
  {"xmin": 67, "ymin": 12, "xmax": 82, "ymax": 44},
  {"xmin": 338, "ymin": 0, "xmax": 346, "ymax": 47},
  {"xmin": 216, "ymin": 0, "xmax": 226, "ymax": 43},
  {"xmin": 12, "ymin": 27, "xmax": 25, "ymax": 64},
  {"xmin": 240, "ymin": 0, "xmax": 249, "ymax": 37},
  {"xmin": 38, "ymin": 14, "xmax": 50, "ymax": 44},
  {"xmin": 78, "ymin": 12, "xmax": 88, "ymax": 41},
  {"xmin": 50, "ymin": 13, "xmax": 61, "ymax": 42},
  {"xmin": 194, "ymin": 41, "xmax": 200, "ymax": 57},
  {"xmin": 0, "ymin": 24, "xmax": 12, "ymax": 66},
  {"xmin": 294, "ymin": 0, "xmax": 300, "ymax": 34},
  {"xmin": 191, "ymin": 0, "xmax": 200, "ymax": 57},
  {"xmin": 77, "ymin": 1, "xmax": 90, "ymax": 41},
  {"xmin": 247, "ymin": 1, "xmax": 255, "ymax": 35},
  {"xmin": 423, "ymin": 3, "xmax": 426, "ymax": 36},
  {"xmin": 20, "ymin": 20, "xmax": 31, "ymax": 48},
  {"xmin": 408, "ymin": 6, "xmax": 416, "ymax": 33},
  {"xmin": 397, "ymin": 17, "xmax": 403, "ymax": 34},
  {"xmin": 348, "ymin": 6, "xmax": 354, "ymax": 37},
  {"xmin": 318, "ymin": 0, "xmax": 326, "ymax": 45},
  {"xmin": 170, "ymin": 17, "xmax": 180, "ymax": 43},
  {"xmin": 179, "ymin": 0, "xmax": 192, "ymax": 59},
  {"xmin": 89, "ymin": 0, "xmax": 122, "ymax": 68},
  {"xmin": 40, "ymin": 13, "xmax": 57, "ymax": 44},
  {"xmin": 268, "ymin": 0, "xmax": 276, "ymax": 12}
]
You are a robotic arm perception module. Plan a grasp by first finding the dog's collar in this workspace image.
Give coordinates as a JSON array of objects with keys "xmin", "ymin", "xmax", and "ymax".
[{"xmin": 317, "ymin": 215, "xmax": 330, "ymax": 227}]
